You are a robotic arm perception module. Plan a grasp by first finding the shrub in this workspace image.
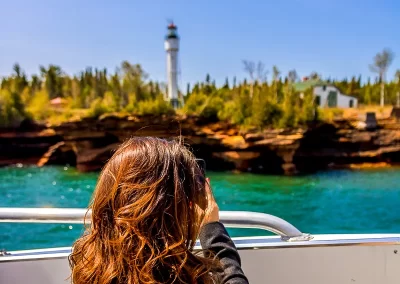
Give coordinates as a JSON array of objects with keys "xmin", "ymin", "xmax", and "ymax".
[
  {"xmin": 248, "ymin": 93, "xmax": 282, "ymax": 128},
  {"xmin": 88, "ymin": 98, "xmax": 110, "ymax": 118},
  {"xmin": 26, "ymin": 90, "xmax": 51, "ymax": 121},
  {"xmin": 218, "ymin": 91, "xmax": 251, "ymax": 125},
  {"xmin": 135, "ymin": 95, "xmax": 175, "ymax": 115},
  {"xmin": 0, "ymin": 89, "xmax": 27, "ymax": 127},
  {"xmin": 124, "ymin": 92, "xmax": 137, "ymax": 113},
  {"xmin": 218, "ymin": 100, "xmax": 244, "ymax": 124},
  {"xmin": 102, "ymin": 91, "xmax": 119, "ymax": 112},
  {"xmin": 318, "ymin": 108, "xmax": 344, "ymax": 122},
  {"xmin": 183, "ymin": 92, "xmax": 207, "ymax": 114},
  {"xmin": 199, "ymin": 96, "xmax": 224, "ymax": 119}
]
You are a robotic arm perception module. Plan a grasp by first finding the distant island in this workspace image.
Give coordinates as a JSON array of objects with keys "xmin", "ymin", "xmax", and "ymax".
[{"xmin": 1, "ymin": 49, "xmax": 400, "ymax": 175}]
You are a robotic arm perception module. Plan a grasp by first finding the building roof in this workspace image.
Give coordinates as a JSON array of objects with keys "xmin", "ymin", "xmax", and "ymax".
[
  {"xmin": 293, "ymin": 80, "xmax": 358, "ymax": 99},
  {"xmin": 293, "ymin": 79, "xmax": 326, "ymax": 92},
  {"xmin": 50, "ymin": 97, "xmax": 67, "ymax": 105},
  {"xmin": 168, "ymin": 22, "xmax": 177, "ymax": 29}
]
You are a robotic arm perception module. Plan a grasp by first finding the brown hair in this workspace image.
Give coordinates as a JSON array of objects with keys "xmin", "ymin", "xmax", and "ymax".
[{"xmin": 69, "ymin": 137, "xmax": 218, "ymax": 284}]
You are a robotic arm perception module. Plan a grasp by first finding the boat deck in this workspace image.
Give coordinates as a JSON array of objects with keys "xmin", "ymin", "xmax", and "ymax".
[{"xmin": 1, "ymin": 208, "xmax": 400, "ymax": 283}]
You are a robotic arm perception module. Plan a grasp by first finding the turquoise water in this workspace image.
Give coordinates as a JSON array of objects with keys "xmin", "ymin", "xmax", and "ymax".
[{"xmin": 1, "ymin": 166, "xmax": 400, "ymax": 251}]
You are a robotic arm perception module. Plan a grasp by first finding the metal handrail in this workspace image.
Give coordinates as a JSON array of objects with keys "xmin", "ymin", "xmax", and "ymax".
[{"xmin": 0, "ymin": 208, "xmax": 312, "ymax": 242}]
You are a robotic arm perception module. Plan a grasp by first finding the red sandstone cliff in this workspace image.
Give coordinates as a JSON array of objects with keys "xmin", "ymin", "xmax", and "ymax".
[{"xmin": 1, "ymin": 115, "xmax": 400, "ymax": 175}]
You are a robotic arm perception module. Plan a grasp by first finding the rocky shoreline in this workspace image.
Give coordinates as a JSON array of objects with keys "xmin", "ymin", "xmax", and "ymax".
[{"xmin": 1, "ymin": 115, "xmax": 400, "ymax": 175}]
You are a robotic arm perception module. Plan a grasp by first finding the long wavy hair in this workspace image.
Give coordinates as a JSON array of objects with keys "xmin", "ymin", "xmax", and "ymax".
[{"xmin": 69, "ymin": 137, "xmax": 219, "ymax": 284}]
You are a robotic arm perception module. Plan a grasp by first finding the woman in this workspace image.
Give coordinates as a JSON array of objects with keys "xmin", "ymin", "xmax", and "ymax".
[{"xmin": 69, "ymin": 137, "xmax": 249, "ymax": 284}]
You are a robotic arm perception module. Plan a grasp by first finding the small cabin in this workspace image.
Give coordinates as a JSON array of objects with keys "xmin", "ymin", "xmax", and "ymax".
[
  {"xmin": 294, "ymin": 80, "xmax": 358, "ymax": 108},
  {"xmin": 49, "ymin": 97, "xmax": 67, "ymax": 109}
]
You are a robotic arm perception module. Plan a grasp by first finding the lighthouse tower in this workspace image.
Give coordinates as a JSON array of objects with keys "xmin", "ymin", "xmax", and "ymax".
[{"xmin": 164, "ymin": 22, "xmax": 180, "ymax": 109}]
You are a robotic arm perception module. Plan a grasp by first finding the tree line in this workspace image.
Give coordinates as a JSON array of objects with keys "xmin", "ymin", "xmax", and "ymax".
[
  {"xmin": 0, "ymin": 49, "xmax": 399, "ymax": 128},
  {"xmin": 0, "ymin": 61, "xmax": 172, "ymax": 127}
]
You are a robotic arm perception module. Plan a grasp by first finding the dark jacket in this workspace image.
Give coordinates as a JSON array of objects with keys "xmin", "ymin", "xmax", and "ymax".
[{"xmin": 199, "ymin": 222, "xmax": 249, "ymax": 284}]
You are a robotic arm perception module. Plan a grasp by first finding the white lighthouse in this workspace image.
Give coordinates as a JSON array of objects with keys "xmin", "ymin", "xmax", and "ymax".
[{"xmin": 164, "ymin": 22, "xmax": 180, "ymax": 109}]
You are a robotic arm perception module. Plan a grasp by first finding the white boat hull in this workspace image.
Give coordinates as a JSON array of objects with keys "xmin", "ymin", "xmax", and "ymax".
[{"xmin": 2, "ymin": 234, "xmax": 400, "ymax": 284}]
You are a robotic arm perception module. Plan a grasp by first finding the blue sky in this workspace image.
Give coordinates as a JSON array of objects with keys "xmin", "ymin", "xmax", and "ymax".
[{"xmin": 1, "ymin": 0, "xmax": 400, "ymax": 86}]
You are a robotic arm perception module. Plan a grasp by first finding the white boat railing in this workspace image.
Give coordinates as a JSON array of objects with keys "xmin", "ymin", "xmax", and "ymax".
[{"xmin": 0, "ymin": 207, "xmax": 312, "ymax": 242}]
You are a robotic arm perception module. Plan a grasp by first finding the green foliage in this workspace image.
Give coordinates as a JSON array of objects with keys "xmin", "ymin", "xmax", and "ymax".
[
  {"xmin": 217, "ymin": 88, "xmax": 248, "ymax": 124},
  {"xmin": 88, "ymin": 98, "xmax": 110, "ymax": 118},
  {"xmin": 183, "ymin": 92, "xmax": 208, "ymax": 114},
  {"xmin": 124, "ymin": 93, "xmax": 137, "ymax": 113},
  {"xmin": 26, "ymin": 90, "xmax": 50, "ymax": 121},
  {"xmin": 249, "ymin": 100, "xmax": 282, "ymax": 128},
  {"xmin": 0, "ymin": 89, "xmax": 27, "ymax": 127},
  {"xmin": 200, "ymin": 95, "xmax": 225, "ymax": 119},
  {"xmin": 135, "ymin": 95, "xmax": 174, "ymax": 115},
  {"xmin": 218, "ymin": 100, "xmax": 243, "ymax": 124},
  {"xmin": 0, "ymin": 61, "xmax": 172, "ymax": 125},
  {"xmin": 298, "ymin": 89, "xmax": 317, "ymax": 123},
  {"xmin": 102, "ymin": 91, "xmax": 119, "ymax": 112},
  {"xmin": 40, "ymin": 65, "xmax": 64, "ymax": 99},
  {"xmin": 2, "ymin": 58, "xmax": 400, "ymax": 129},
  {"xmin": 318, "ymin": 108, "xmax": 344, "ymax": 122}
]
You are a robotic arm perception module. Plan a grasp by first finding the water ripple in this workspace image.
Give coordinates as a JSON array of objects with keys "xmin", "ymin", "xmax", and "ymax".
[{"xmin": 1, "ymin": 166, "xmax": 400, "ymax": 250}]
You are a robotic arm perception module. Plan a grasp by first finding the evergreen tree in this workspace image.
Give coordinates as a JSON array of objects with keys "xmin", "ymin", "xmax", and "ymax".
[
  {"xmin": 223, "ymin": 77, "xmax": 229, "ymax": 89},
  {"xmin": 186, "ymin": 83, "xmax": 191, "ymax": 96},
  {"xmin": 205, "ymin": 74, "xmax": 211, "ymax": 85}
]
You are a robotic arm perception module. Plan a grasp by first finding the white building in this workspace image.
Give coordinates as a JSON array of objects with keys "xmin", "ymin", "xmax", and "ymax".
[
  {"xmin": 295, "ymin": 79, "xmax": 358, "ymax": 108},
  {"xmin": 313, "ymin": 85, "xmax": 358, "ymax": 108},
  {"xmin": 164, "ymin": 22, "xmax": 180, "ymax": 109}
]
